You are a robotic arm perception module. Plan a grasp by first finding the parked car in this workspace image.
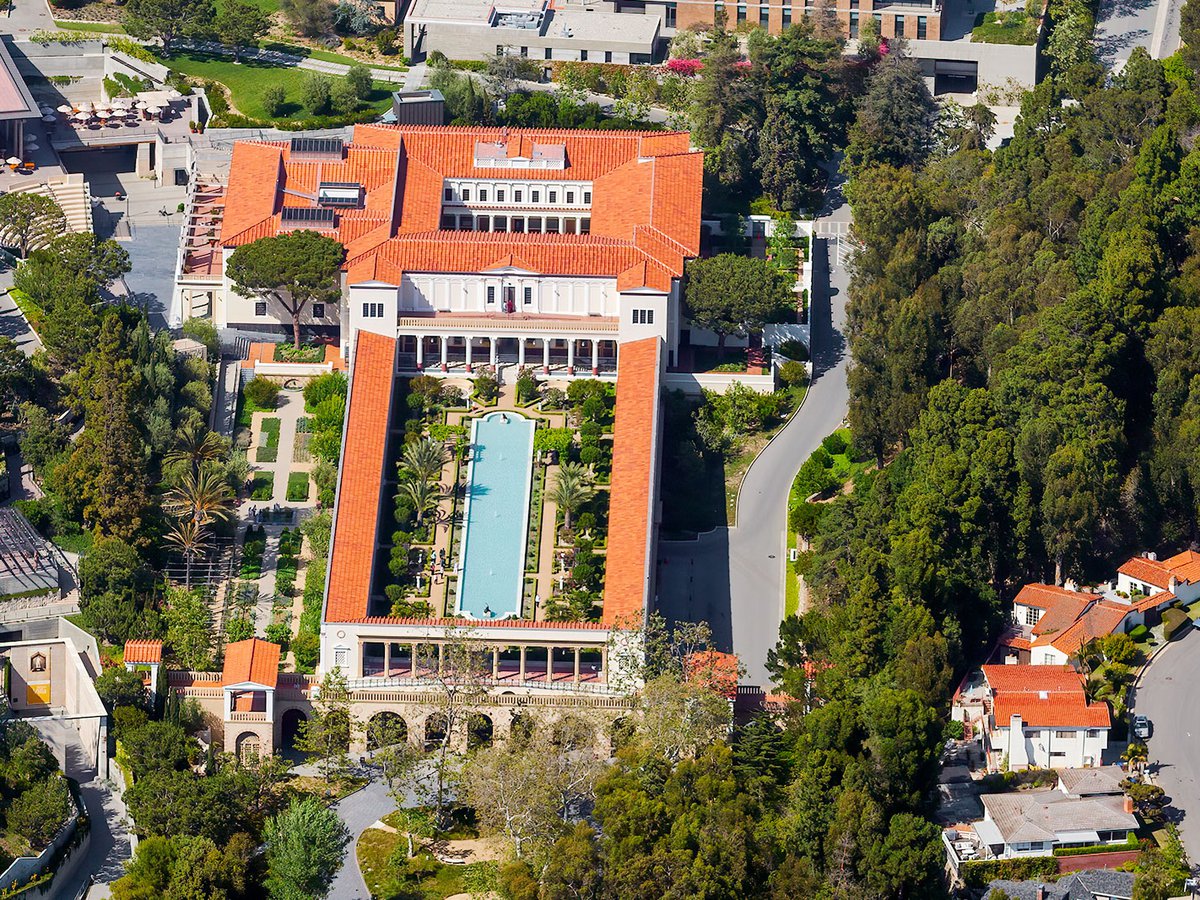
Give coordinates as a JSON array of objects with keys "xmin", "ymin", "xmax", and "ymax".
[{"xmin": 1133, "ymin": 715, "xmax": 1151, "ymax": 739}]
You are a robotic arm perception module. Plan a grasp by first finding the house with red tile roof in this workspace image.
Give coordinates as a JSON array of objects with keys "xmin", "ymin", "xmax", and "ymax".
[
  {"xmin": 1116, "ymin": 550, "xmax": 1200, "ymax": 606},
  {"xmin": 978, "ymin": 665, "xmax": 1111, "ymax": 770},
  {"xmin": 207, "ymin": 125, "xmax": 702, "ymax": 378}
]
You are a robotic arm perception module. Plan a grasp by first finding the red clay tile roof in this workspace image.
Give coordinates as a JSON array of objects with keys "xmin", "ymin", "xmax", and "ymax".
[
  {"xmin": 982, "ymin": 664, "xmax": 1110, "ymax": 728},
  {"xmin": 123, "ymin": 639, "xmax": 163, "ymax": 665},
  {"xmin": 1044, "ymin": 601, "xmax": 1131, "ymax": 657},
  {"xmin": 602, "ymin": 337, "xmax": 662, "ymax": 626},
  {"xmin": 219, "ymin": 126, "xmax": 701, "ymax": 294},
  {"xmin": 1164, "ymin": 549, "xmax": 1200, "ymax": 583},
  {"xmin": 1023, "ymin": 588, "xmax": 1096, "ymax": 640},
  {"xmin": 685, "ymin": 650, "xmax": 741, "ymax": 700},
  {"xmin": 351, "ymin": 617, "xmax": 609, "ymax": 629},
  {"xmin": 1015, "ymin": 583, "xmax": 1101, "ymax": 612},
  {"xmin": 325, "ymin": 331, "xmax": 396, "ymax": 623},
  {"xmin": 1132, "ymin": 590, "xmax": 1174, "ymax": 612},
  {"xmin": 222, "ymin": 638, "xmax": 280, "ymax": 688},
  {"xmin": 1118, "ymin": 556, "xmax": 1174, "ymax": 591}
]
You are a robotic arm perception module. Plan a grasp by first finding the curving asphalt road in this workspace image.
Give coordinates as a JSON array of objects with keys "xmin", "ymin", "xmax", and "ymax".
[
  {"xmin": 656, "ymin": 203, "xmax": 851, "ymax": 687},
  {"xmin": 1131, "ymin": 625, "xmax": 1200, "ymax": 863}
]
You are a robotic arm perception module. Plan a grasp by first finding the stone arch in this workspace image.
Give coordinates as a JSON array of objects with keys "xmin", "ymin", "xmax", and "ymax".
[
  {"xmin": 236, "ymin": 731, "xmax": 263, "ymax": 761},
  {"xmin": 281, "ymin": 708, "xmax": 308, "ymax": 757},
  {"xmin": 424, "ymin": 712, "xmax": 449, "ymax": 750},
  {"xmin": 367, "ymin": 711, "xmax": 408, "ymax": 750},
  {"xmin": 467, "ymin": 713, "xmax": 493, "ymax": 750}
]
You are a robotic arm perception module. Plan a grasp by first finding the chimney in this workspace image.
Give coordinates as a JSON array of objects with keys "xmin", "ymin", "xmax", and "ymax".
[
  {"xmin": 1064, "ymin": 578, "xmax": 1078, "ymax": 592},
  {"xmin": 1146, "ymin": 551, "xmax": 1158, "ymax": 561},
  {"xmin": 1124, "ymin": 795, "xmax": 1135, "ymax": 814}
]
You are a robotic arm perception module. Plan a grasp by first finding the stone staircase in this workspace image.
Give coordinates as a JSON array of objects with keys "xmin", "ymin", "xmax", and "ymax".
[{"xmin": 4, "ymin": 172, "xmax": 94, "ymax": 240}]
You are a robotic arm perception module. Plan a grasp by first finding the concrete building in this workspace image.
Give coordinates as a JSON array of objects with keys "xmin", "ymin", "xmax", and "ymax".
[
  {"xmin": 0, "ymin": 37, "xmax": 41, "ymax": 166},
  {"xmin": 974, "ymin": 791, "xmax": 1137, "ymax": 859},
  {"xmin": 403, "ymin": 0, "xmax": 661, "ymax": 64}
]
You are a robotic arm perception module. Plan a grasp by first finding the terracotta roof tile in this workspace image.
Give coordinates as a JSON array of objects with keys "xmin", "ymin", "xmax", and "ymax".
[
  {"xmin": 983, "ymin": 664, "xmax": 1110, "ymax": 728},
  {"xmin": 1118, "ymin": 556, "xmax": 1174, "ymax": 591},
  {"xmin": 1164, "ymin": 549, "xmax": 1200, "ymax": 583},
  {"xmin": 325, "ymin": 332, "xmax": 397, "ymax": 622},
  {"xmin": 349, "ymin": 617, "xmax": 609, "ymax": 629},
  {"xmin": 1046, "ymin": 601, "xmax": 1131, "ymax": 657},
  {"xmin": 602, "ymin": 337, "xmax": 662, "ymax": 626},
  {"xmin": 123, "ymin": 639, "xmax": 163, "ymax": 665},
  {"xmin": 221, "ymin": 638, "xmax": 280, "ymax": 688}
]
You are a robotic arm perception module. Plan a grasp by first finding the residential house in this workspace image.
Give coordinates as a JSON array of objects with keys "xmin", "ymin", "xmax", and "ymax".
[
  {"xmin": 985, "ymin": 869, "xmax": 1135, "ymax": 900},
  {"xmin": 1057, "ymin": 766, "xmax": 1127, "ymax": 800},
  {"xmin": 977, "ymin": 665, "xmax": 1110, "ymax": 770},
  {"xmin": 974, "ymin": 791, "xmax": 1137, "ymax": 859}
]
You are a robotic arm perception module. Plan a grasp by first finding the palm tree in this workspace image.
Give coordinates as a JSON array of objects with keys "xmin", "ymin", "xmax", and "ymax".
[
  {"xmin": 166, "ymin": 518, "xmax": 211, "ymax": 588},
  {"xmin": 550, "ymin": 462, "xmax": 594, "ymax": 533},
  {"xmin": 399, "ymin": 477, "xmax": 446, "ymax": 528},
  {"xmin": 166, "ymin": 422, "xmax": 228, "ymax": 474},
  {"xmin": 1124, "ymin": 741, "xmax": 1148, "ymax": 774},
  {"xmin": 401, "ymin": 438, "xmax": 447, "ymax": 484},
  {"xmin": 164, "ymin": 469, "xmax": 236, "ymax": 526}
]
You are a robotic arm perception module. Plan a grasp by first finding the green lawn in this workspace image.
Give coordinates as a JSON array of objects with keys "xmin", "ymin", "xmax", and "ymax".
[
  {"xmin": 250, "ymin": 472, "xmax": 274, "ymax": 501},
  {"xmin": 152, "ymin": 51, "xmax": 396, "ymax": 120},
  {"xmin": 52, "ymin": 20, "xmax": 127, "ymax": 33},
  {"xmin": 219, "ymin": 0, "xmax": 279, "ymax": 13},
  {"xmin": 286, "ymin": 472, "xmax": 310, "ymax": 502},
  {"xmin": 971, "ymin": 10, "xmax": 1038, "ymax": 44},
  {"xmin": 261, "ymin": 41, "xmax": 409, "ymax": 72},
  {"xmin": 785, "ymin": 530, "xmax": 799, "ymax": 617}
]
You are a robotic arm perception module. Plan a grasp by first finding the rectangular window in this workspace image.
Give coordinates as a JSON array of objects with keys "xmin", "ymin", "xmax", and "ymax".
[
  {"xmin": 849, "ymin": 11, "xmax": 858, "ymax": 36},
  {"xmin": 1087, "ymin": 729, "xmax": 1101, "ymax": 738},
  {"xmin": 493, "ymin": 216, "xmax": 508, "ymax": 232},
  {"xmin": 580, "ymin": 217, "xmax": 590, "ymax": 234},
  {"xmin": 361, "ymin": 302, "xmax": 384, "ymax": 318},
  {"xmin": 523, "ymin": 286, "xmax": 532, "ymax": 304},
  {"xmin": 444, "ymin": 187, "xmax": 453, "ymax": 201},
  {"xmin": 567, "ymin": 190, "xmax": 575, "ymax": 204},
  {"xmin": 461, "ymin": 188, "xmax": 470, "ymax": 202},
  {"xmin": 515, "ymin": 190, "xmax": 524, "ymax": 202},
  {"xmin": 714, "ymin": 1, "xmax": 724, "ymax": 23},
  {"xmin": 632, "ymin": 309, "xmax": 655, "ymax": 325},
  {"xmin": 441, "ymin": 214, "xmax": 456, "ymax": 230},
  {"xmin": 520, "ymin": 46, "xmax": 528, "ymax": 57},
  {"xmin": 916, "ymin": 15, "xmax": 927, "ymax": 38},
  {"xmin": 312, "ymin": 303, "xmax": 325, "ymax": 318},
  {"xmin": 512, "ymin": 217, "xmax": 525, "ymax": 233},
  {"xmin": 255, "ymin": 301, "xmax": 267, "ymax": 316},
  {"xmin": 479, "ymin": 189, "xmax": 488, "ymax": 202},
  {"xmin": 583, "ymin": 190, "xmax": 592, "ymax": 204},
  {"xmin": 476, "ymin": 215, "xmax": 491, "ymax": 232},
  {"xmin": 759, "ymin": 4, "xmax": 769, "ymax": 26},
  {"xmin": 458, "ymin": 214, "xmax": 473, "ymax": 230},
  {"xmin": 895, "ymin": 14, "xmax": 904, "ymax": 35},
  {"xmin": 605, "ymin": 51, "xmax": 612, "ymax": 63},
  {"xmin": 487, "ymin": 286, "xmax": 496, "ymax": 304},
  {"xmin": 1054, "ymin": 730, "xmax": 1074, "ymax": 739},
  {"xmin": 1025, "ymin": 607, "xmax": 1039, "ymax": 626},
  {"xmin": 564, "ymin": 218, "xmax": 577, "ymax": 234},
  {"xmin": 736, "ymin": 3, "xmax": 746, "ymax": 21},
  {"xmin": 545, "ymin": 216, "xmax": 560, "ymax": 233},
  {"xmin": 528, "ymin": 216, "xmax": 542, "ymax": 232},
  {"xmin": 532, "ymin": 190, "xmax": 541, "ymax": 202},
  {"xmin": 666, "ymin": 1, "xmax": 676, "ymax": 26},
  {"xmin": 549, "ymin": 190, "xmax": 558, "ymax": 203},
  {"xmin": 782, "ymin": 6, "xmax": 791, "ymax": 24},
  {"xmin": 545, "ymin": 48, "xmax": 553, "ymax": 60},
  {"xmin": 580, "ymin": 49, "xmax": 588, "ymax": 61},
  {"xmin": 497, "ymin": 189, "xmax": 506, "ymax": 202}
]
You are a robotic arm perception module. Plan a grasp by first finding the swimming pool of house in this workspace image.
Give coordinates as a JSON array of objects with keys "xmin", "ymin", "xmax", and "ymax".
[{"xmin": 455, "ymin": 411, "xmax": 535, "ymax": 620}]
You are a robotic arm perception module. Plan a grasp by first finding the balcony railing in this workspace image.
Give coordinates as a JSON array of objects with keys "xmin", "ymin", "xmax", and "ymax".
[{"xmin": 227, "ymin": 711, "xmax": 269, "ymax": 722}]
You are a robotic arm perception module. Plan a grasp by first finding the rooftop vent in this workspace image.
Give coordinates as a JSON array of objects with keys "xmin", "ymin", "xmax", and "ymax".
[
  {"xmin": 1038, "ymin": 690, "xmax": 1049, "ymax": 700},
  {"xmin": 280, "ymin": 206, "xmax": 336, "ymax": 229},
  {"xmin": 289, "ymin": 137, "xmax": 344, "ymax": 160}
]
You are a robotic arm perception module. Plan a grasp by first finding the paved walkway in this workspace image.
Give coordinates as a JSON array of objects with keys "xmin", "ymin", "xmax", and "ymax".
[
  {"xmin": 656, "ymin": 192, "xmax": 852, "ymax": 687},
  {"xmin": 0, "ymin": 288, "xmax": 43, "ymax": 358},
  {"xmin": 1, "ymin": 0, "xmax": 53, "ymax": 35}
]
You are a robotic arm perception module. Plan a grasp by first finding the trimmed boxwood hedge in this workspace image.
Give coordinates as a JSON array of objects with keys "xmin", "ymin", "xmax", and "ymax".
[
  {"xmin": 1162, "ymin": 606, "xmax": 1190, "ymax": 639},
  {"xmin": 961, "ymin": 857, "xmax": 1057, "ymax": 888}
]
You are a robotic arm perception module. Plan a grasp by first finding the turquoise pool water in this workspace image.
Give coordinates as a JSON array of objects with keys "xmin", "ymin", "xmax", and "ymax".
[{"xmin": 456, "ymin": 412, "xmax": 535, "ymax": 620}]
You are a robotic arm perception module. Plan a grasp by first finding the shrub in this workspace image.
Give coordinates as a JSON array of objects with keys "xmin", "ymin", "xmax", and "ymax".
[
  {"xmin": 473, "ymin": 372, "xmax": 499, "ymax": 402},
  {"xmin": 181, "ymin": 318, "xmax": 219, "ymax": 357},
  {"xmin": 302, "ymin": 72, "xmax": 333, "ymax": 114},
  {"xmin": 375, "ymin": 27, "xmax": 398, "ymax": 54},
  {"xmin": 960, "ymin": 857, "xmax": 1057, "ymax": 888},
  {"xmin": 533, "ymin": 427, "xmax": 573, "ymax": 453},
  {"xmin": 264, "ymin": 622, "xmax": 290, "ymax": 647},
  {"xmin": 262, "ymin": 84, "xmax": 287, "ymax": 117},
  {"xmin": 778, "ymin": 359, "xmax": 809, "ymax": 388},
  {"xmin": 292, "ymin": 630, "xmax": 319, "ymax": 670},
  {"xmin": 244, "ymin": 376, "xmax": 280, "ymax": 410},
  {"xmin": 250, "ymin": 472, "xmax": 274, "ymax": 501},
  {"xmin": 287, "ymin": 472, "xmax": 310, "ymax": 502},
  {"xmin": 821, "ymin": 431, "xmax": 849, "ymax": 456},
  {"xmin": 516, "ymin": 370, "xmax": 539, "ymax": 404},
  {"xmin": 777, "ymin": 339, "xmax": 809, "ymax": 362},
  {"xmin": 225, "ymin": 616, "xmax": 253, "ymax": 642},
  {"xmin": 330, "ymin": 78, "xmax": 359, "ymax": 114},
  {"xmin": 1162, "ymin": 607, "xmax": 1189, "ymax": 639},
  {"xmin": 542, "ymin": 388, "xmax": 567, "ymax": 409},
  {"xmin": 1128, "ymin": 624, "xmax": 1150, "ymax": 642}
]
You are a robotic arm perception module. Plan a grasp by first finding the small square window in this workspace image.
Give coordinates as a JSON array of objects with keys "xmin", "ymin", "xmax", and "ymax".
[
  {"xmin": 549, "ymin": 190, "xmax": 558, "ymax": 203},
  {"xmin": 532, "ymin": 190, "xmax": 540, "ymax": 203},
  {"xmin": 523, "ymin": 286, "xmax": 532, "ymax": 304},
  {"xmin": 511, "ymin": 217, "xmax": 525, "ymax": 233},
  {"xmin": 487, "ymin": 286, "xmax": 496, "ymax": 304},
  {"xmin": 497, "ymin": 189, "xmax": 506, "ymax": 202},
  {"xmin": 255, "ymin": 301, "xmax": 268, "ymax": 316},
  {"xmin": 462, "ymin": 189, "xmax": 470, "ymax": 202},
  {"xmin": 567, "ymin": 191, "xmax": 575, "ymax": 203},
  {"xmin": 583, "ymin": 191, "xmax": 591, "ymax": 204},
  {"xmin": 479, "ymin": 189, "xmax": 488, "ymax": 202},
  {"xmin": 515, "ymin": 190, "xmax": 523, "ymax": 202},
  {"xmin": 444, "ymin": 187, "xmax": 453, "ymax": 201},
  {"xmin": 312, "ymin": 303, "xmax": 325, "ymax": 318}
]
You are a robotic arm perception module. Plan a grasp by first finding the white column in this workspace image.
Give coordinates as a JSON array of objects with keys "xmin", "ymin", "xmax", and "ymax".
[
  {"xmin": 547, "ymin": 646, "xmax": 556, "ymax": 681},
  {"xmin": 415, "ymin": 337, "xmax": 424, "ymax": 369},
  {"xmin": 518, "ymin": 339, "xmax": 526, "ymax": 366},
  {"xmin": 465, "ymin": 337, "xmax": 473, "ymax": 372},
  {"xmin": 440, "ymin": 336, "xmax": 448, "ymax": 372},
  {"xmin": 591, "ymin": 340, "xmax": 599, "ymax": 375},
  {"xmin": 265, "ymin": 688, "xmax": 275, "ymax": 722},
  {"xmin": 573, "ymin": 648, "xmax": 581, "ymax": 682},
  {"xmin": 519, "ymin": 646, "xmax": 527, "ymax": 681},
  {"xmin": 489, "ymin": 337, "xmax": 497, "ymax": 365},
  {"xmin": 542, "ymin": 339, "xmax": 550, "ymax": 374},
  {"xmin": 566, "ymin": 341, "xmax": 575, "ymax": 374}
]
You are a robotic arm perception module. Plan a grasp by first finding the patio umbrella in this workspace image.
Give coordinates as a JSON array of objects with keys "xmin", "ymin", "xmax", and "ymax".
[
  {"xmin": 23, "ymin": 134, "xmax": 35, "ymax": 143},
  {"xmin": 96, "ymin": 111, "xmax": 110, "ymax": 119},
  {"xmin": 135, "ymin": 100, "xmax": 150, "ymax": 109},
  {"xmin": 74, "ymin": 112, "xmax": 91, "ymax": 121},
  {"xmin": 25, "ymin": 144, "xmax": 39, "ymax": 152},
  {"xmin": 5, "ymin": 157, "xmax": 21, "ymax": 166},
  {"xmin": 41, "ymin": 115, "xmax": 54, "ymax": 123},
  {"xmin": 166, "ymin": 89, "xmax": 182, "ymax": 99},
  {"xmin": 56, "ymin": 105, "xmax": 71, "ymax": 113}
]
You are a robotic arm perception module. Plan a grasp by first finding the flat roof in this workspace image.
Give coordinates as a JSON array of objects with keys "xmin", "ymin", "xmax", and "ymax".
[
  {"xmin": 0, "ymin": 39, "xmax": 40, "ymax": 121},
  {"xmin": 546, "ymin": 8, "xmax": 659, "ymax": 43}
]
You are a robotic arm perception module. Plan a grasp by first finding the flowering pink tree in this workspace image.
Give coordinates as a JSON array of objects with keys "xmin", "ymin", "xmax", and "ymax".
[{"xmin": 666, "ymin": 58, "xmax": 703, "ymax": 76}]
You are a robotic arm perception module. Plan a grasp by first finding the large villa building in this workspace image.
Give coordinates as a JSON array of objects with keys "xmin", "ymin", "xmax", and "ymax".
[{"xmin": 171, "ymin": 124, "xmax": 703, "ymax": 756}]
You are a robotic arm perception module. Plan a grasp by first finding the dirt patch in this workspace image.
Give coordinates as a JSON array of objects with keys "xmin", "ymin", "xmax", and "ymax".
[{"xmin": 49, "ymin": 2, "xmax": 123, "ymax": 23}]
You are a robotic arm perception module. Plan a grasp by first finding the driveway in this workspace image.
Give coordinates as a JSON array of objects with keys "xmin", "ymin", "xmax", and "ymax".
[
  {"xmin": 326, "ymin": 774, "xmax": 399, "ymax": 900},
  {"xmin": 1132, "ymin": 625, "xmax": 1200, "ymax": 861},
  {"xmin": 656, "ymin": 199, "xmax": 851, "ymax": 687},
  {"xmin": 1094, "ymin": 0, "xmax": 1181, "ymax": 66}
]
